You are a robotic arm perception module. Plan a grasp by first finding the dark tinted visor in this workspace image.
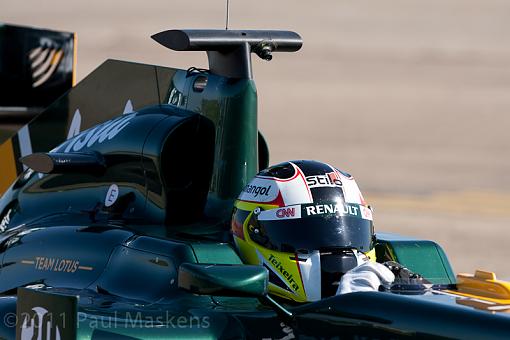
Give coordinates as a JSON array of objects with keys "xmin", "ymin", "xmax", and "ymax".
[{"xmin": 249, "ymin": 202, "xmax": 374, "ymax": 253}]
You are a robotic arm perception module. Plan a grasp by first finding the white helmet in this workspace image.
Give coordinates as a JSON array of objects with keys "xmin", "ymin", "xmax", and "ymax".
[{"xmin": 231, "ymin": 160, "xmax": 375, "ymax": 302}]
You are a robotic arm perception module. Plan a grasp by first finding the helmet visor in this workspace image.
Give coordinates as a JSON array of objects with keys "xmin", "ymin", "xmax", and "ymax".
[{"xmin": 249, "ymin": 202, "xmax": 374, "ymax": 253}]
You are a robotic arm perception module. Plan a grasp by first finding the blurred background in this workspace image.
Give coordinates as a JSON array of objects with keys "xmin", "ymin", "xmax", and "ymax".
[{"xmin": 3, "ymin": 0, "xmax": 510, "ymax": 277}]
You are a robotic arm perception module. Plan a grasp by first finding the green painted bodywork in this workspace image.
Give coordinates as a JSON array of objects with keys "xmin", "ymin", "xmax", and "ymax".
[
  {"xmin": 178, "ymin": 263, "xmax": 268, "ymax": 297},
  {"xmin": 376, "ymin": 233, "xmax": 456, "ymax": 284},
  {"xmin": 190, "ymin": 243, "xmax": 243, "ymax": 265},
  {"xmin": 168, "ymin": 72, "xmax": 258, "ymax": 222}
]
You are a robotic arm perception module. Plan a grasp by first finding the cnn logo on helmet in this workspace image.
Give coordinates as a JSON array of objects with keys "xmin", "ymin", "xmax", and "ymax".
[{"xmin": 276, "ymin": 208, "xmax": 295, "ymax": 218}]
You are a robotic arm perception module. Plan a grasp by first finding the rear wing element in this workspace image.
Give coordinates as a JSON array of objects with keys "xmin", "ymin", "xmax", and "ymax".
[
  {"xmin": 0, "ymin": 23, "xmax": 76, "ymax": 125},
  {"xmin": 0, "ymin": 60, "xmax": 176, "ymax": 195}
]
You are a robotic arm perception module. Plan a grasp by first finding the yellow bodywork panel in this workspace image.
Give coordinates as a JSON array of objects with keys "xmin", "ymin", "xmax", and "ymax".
[
  {"xmin": 445, "ymin": 270, "xmax": 510, "ymax": 311},
  {"xmin": 72, "ymin": 33, "xmax": 78, "ymax": 86},
  {"xmin": 0, "ymin": 139, "xmax": 17, "ymax": 195},
  {"xmin": 455, "ymin": 270, "xmax": 510, "ymax": 301}
]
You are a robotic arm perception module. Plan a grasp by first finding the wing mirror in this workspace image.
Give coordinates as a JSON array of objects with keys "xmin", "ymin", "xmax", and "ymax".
[
  {"xmin": 178, "ymin": 263, "xmax": 268, "ymax": 297},
  {"xmin": 179, "ymin": 263, "xmax": 294, "ymax": 321},
  {"xmin": 20, "ymin": 151, "xmax": 106, "ymax": 175}
]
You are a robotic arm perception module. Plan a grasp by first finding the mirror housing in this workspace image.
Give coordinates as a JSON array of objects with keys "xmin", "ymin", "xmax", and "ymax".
[
  {"xmin": 20, "ymin": 151, "xmax": 106, "ymax": 174},
  {"xmin": 178, "ymin": 263, "xmax": 268, "ymax": 297}
]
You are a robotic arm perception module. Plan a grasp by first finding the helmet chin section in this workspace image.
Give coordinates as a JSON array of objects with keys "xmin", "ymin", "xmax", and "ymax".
[
  {"xmin": 320, "ymin": 248, "xmax": 364, "ymax": 298},
  {"xmin": 259, "ymin": 247, "xmax": 368, "ymax": 302},
  {"xmin": 256, "ymin": 248, "xmax": 322, "ymax": 302},
  {"xmin": 294, "ymin": 250, "xmax": 322, "ymax": 302}
]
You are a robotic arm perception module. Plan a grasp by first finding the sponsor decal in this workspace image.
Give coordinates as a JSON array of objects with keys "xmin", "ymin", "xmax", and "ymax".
[
  {"xmin": 243, "ymin": 184, "xmax": 272, "ymax": 198},
  {"xmin": 35, "ymin": 257, "xmax": 78, "ymax": 273},
  {"xmin": 21, "ymin": 306, "xmax": 62, "ymax": 340},
  {"xmin": 16, "ymin": 288, "xmax": 77, "ymax": 340},
  {"xmin": 105, "ymin": 184, "xmax": 119, "ymax": 207},
  {"xmin": 122, "ymin": 99, "xmax": 134, "ymax": 114},
  {"xmin": 239, "ymin": 178, "xmax": 279, "ymax": 202},
  {"xmin": 278, "ymin": 322, "xmax": 295, "ymax": 340},
  {"xmin": 21, "ymin": 257, "xmax": 93, "ymax": 273},
  {"xmin": 28, "ymin": 40, "xmax": 64, "ymax": 88},
  {"xmin": 304, "ymin": 202, "xmax": 372, "ymax": 220},
  {"xmin": 360, "ymin": 205, "xmax": 373, "ymax": 220},
  {"xmin": 258, "ymin": 205, "xmax": 301, "ymax": 221},
  {"xmin": 276, "ymin": 207, "xmax": 295, "ymax": 218},
  {"xmin": 67, "ymin": 109, "xmax": 82, "ymax": 140},
  {"xmin": 0, "ymin": 208, "xmax": 12, "ymax": 232},
  {"xmin": 306, "ymin": 171, "xmax": 342, "ymax": 189},
  {"xmin": 58, "ymin": 113, "xmax": 136, "ymax": 153},
  {"xmin": 268, "ymin": 254, "xmax": 300, "ymax": 292}
]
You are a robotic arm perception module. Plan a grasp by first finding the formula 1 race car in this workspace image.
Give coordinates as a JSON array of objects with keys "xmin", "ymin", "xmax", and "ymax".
[{"xmin": 0, "ymin": 24, "xmax": 510, "ymax": 339}]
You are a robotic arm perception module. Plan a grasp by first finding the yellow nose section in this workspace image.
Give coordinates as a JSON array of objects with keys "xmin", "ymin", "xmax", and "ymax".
[{"xmin": 446, "ymin": 270, "xmax": 510, "ymax": 312}]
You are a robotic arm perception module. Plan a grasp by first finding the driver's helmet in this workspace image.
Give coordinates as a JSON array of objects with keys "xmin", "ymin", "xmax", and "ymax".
[{"xmin": 231, "ymin": 160, "xmax": 375, "ymax": 302}]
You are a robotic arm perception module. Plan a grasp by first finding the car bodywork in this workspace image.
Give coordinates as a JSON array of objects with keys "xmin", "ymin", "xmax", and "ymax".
[{"xmin": 0, "ymin": 27, "xmax": 509, "ymax": 339}]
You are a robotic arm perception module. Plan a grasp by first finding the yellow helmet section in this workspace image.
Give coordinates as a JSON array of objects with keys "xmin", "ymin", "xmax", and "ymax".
[
  {"xmin": 365, "ymin": 248, "xmax": 376, "ymax": 262},
  {"xmin": 233, "ymin": 200, "xmax": 308, "ymax": 302},
  {"xmin": 233, "ymin": 231, "xmax": 308, "ymax": 302}
]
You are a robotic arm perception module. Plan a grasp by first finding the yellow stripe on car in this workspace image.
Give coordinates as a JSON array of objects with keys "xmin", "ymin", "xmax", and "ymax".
[{"xmin": 0, "ymin": 140, "xmax": 18, "ymax": 195}]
